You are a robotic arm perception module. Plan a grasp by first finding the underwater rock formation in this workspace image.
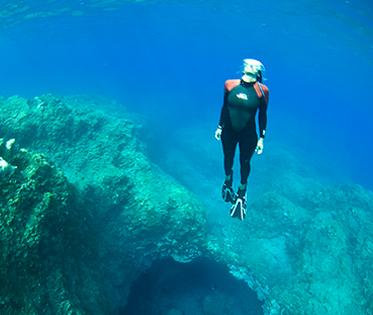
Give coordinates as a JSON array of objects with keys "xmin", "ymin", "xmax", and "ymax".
[
  {"xmin": 0, "ymin": 138, "xmax": 106, "ymax": 314},
  {"xmin": 0, "ymin": 95, "xmax": 208, "ymax": 314},
  {"xmin": 153, "ymin": 126, "xmax": 373, "ymax": 315},
  {"xmin": 0, "ymin": 94, "xmax": 372, "ymax": 315}
]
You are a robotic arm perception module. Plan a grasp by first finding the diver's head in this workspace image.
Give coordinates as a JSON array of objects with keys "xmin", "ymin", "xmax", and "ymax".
[{"xmin": 241, "ymin": 58, "xmax": 265, "ymax": 83}]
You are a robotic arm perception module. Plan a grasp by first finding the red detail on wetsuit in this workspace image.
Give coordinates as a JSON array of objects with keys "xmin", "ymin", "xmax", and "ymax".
[
  {"xmin": 219, "ymin": 79, "xmax": 269, "ymax": 134},
  {"xmin": 225, "ymin": 80, "xmax": 269, "ymax": 104},
  {"xmin": 253, "ymin": 82, "xmax": 269, "ymax": 104},
  {"xmin": 224, "ymin": 79, "xmax": 241, "ymax": 92}
]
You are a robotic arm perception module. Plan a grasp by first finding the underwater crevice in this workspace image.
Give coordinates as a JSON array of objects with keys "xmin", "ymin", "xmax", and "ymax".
[{"xmin": 120, "ymin": 257, "xmax": 264, "ymax": 315}]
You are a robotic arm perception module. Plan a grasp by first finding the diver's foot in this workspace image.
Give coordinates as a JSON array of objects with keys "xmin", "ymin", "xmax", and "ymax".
[
  {"xmin": 222, "ymin": 183, "xmax": 235, "ymax": 203},
  {"xmin": 230, "ymin": 188, "xmax": 247, "ymax": 220}
]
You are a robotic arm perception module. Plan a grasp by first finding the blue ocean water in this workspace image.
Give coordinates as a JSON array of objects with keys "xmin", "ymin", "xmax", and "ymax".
[
  {"xmin": 0, "ymin": 0, "xmax": 372, "ymax": 189},
  {"xmin": 0, "ymin": 1, "xmax": 373, "ymax": 314}
]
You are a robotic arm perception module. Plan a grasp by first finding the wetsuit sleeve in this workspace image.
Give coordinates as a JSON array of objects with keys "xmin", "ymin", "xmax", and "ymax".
[
  {"xmin": 218, "ymin": 89, "xmax": 230, "ymax": 128},
  {"xmin": 258, "ymin": 90, "xmax": 269, "ymax": 138}
]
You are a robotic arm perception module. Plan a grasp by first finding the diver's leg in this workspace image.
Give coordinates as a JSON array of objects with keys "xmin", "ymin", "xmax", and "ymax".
[
  {"xmin": 221, "ymin": 129, "xmax": 237, "ymax": 202},
  {"xmin": 221, "ymin": 128, "xmax": 237, "ymax": 184},
  {"xmin": 230, "ymin": 131, "xmax": 257, "ymax": 220},
  {"xmin": 238, "ymin": 131, "xmax": 257, "ymax": 190}
]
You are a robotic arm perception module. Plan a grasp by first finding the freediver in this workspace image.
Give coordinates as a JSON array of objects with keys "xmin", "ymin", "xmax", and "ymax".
[{"xmin": 215, "ymin": 59, "xmax": 269, "ymax": 220}]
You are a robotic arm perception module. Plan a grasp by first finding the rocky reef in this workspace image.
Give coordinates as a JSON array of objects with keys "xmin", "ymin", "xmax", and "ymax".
[
  {"xmin": 0, "ymin": 94, "xmax": 372, "ymax": 314},
  {"xmin": 152, "ymin": 125, "xmax": 373, "ymax": 315},
  {"xmin": 0, "ymin": 134, "xmax": 105, "ymax": 314},
  {"xmin": 0, "ymin": 95, "xmax": 208, "ymax": 314}
]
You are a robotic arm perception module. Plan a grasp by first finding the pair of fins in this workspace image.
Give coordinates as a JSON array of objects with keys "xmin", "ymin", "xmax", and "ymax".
[{"xmin": 222, "ymin": 185, "xmax": 247, "ymax": 221}]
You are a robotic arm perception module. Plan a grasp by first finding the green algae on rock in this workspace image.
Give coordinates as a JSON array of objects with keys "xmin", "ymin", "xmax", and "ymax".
[
  {"xmin": 1, "ymin": 94, "xmax": 372, "ymax": 314},
  {"xmin": 0, "ymin": 94, "xmax": 209, "ymax": 314},
  {"xmin": 0, "ymin": 94, "xmax": 208, "ymax": 262},
  {"xmin": 155, "ymin": 125, "xmax": 373, "ymax": 315},
  {"xmin": 0, "ymin": 140, "xmax": 107, "ymax": 314}
]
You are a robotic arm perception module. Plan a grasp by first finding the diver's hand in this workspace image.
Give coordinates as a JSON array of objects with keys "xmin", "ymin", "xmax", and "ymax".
[
  {"xmin": 255, "ymin": 137, "xmax": 264, "ymax": 155},
  {"xmin": 215, "ymin": 126, "xmax": 222, "ymax": 141}
]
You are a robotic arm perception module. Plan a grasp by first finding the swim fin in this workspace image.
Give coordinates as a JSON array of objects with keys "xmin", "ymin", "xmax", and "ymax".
[
  {"xmin": 230, "ymin": 189, "xmax": 247, "ymax": 220},
  {"xmin": 222, "ymin": 183, "xmax": 235, "ymax": 203}
]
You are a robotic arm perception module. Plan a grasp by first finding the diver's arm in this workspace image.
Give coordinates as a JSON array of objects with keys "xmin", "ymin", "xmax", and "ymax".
[
  {"xmin": 256, "ymin": 105, "xmax": 267, "ymax": 154},
  {"xmin": 219, "ymin": 79, "xmax": 241, "ymax": 129},
  {"xmin": 256, "ymin": 89, "xmax": 269, "ymax": 154},
  {"xmin": 215, "ymin": 89, "xmax": 230, "ymax": 140},
  {"xmin": 215, "ymin": 103, "xmax": 227, "ymax": 140},
  {"xmin": 258, "ymin": 102, "xmax": 267, "ymax": 138},
  {"xmin": 258, "ymin": 86, "xmax": 269, "ymax": 138},
  {"xmin": 218, "ymin": 86, "xmax": 231, "ymax": 128},
  {"xmin": 218, "ymin": 102, "xmax": 229, "ymax": 129}
]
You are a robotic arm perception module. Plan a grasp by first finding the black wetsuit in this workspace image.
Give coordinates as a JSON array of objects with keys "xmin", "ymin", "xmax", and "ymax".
[{"xmin": 219, "ymin": 80, "xmax": 268, "ymax": 185}]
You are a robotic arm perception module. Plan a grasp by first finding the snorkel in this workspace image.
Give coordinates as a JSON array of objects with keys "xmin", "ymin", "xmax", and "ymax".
[{"xmin": 241, "ymin": 59, "xmax": 266, "ymax": 83}]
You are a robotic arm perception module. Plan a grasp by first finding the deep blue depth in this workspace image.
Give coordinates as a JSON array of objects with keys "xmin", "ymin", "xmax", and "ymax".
[{"xmin": 0, "ymin": 0, "xmax": 372, "ymax": 188}]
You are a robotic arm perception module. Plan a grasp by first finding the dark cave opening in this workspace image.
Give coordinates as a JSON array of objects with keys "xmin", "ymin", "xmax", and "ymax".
[{"xmin": 121, "ymin": 257, "xmax": 264, "ymax": 315}]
